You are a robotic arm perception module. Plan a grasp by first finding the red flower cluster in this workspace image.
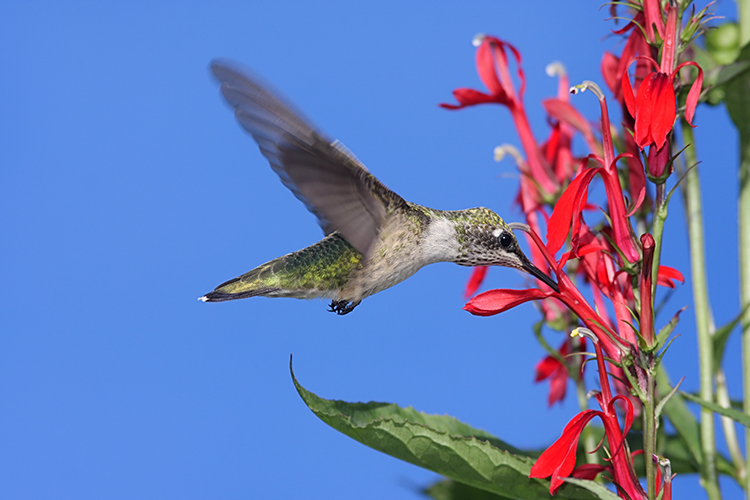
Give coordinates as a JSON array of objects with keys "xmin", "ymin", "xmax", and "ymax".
[{"xmin": 441, "ymin": 1, "xmax": 704, "ymax": 496}]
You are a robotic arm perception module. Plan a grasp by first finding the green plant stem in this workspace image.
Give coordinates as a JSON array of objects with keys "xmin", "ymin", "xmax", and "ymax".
[
  {"xmin": 741, "ymin": 0, "xmax": 750, "ymax": 47},
  {"xmin": 680, "ymin": 118, "xmax": 720, "ymax": 500},
  {"xmin": 716, "ymin": 368, "xmax": 746, "ymax": 482},
  {"xmin": 644, "ymin": 361, "xmax": 657, "ymax": 500},
  {"xmin": 736, "ymin": 3, "xmax": 750, "ymax": 495},
  {"xmin": 741, "ymin": 121, "xmax": 750, "ymax": 498},
  {"xmin": 651, "ymin": 184, "xmax": 668, "ymax": 297}
]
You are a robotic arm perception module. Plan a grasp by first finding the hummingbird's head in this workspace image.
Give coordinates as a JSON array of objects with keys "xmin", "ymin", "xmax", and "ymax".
[{"xmin": 453, "ymin": 208, "xmax": 559, "ymax": 292}]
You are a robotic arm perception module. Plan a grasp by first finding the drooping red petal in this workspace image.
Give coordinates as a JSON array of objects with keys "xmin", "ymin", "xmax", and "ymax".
[
  {"xmin": 476, "ymin": 36, "xmax": 508, "ymax": 98},
  {"xmin": 464, "ymin": 266, "xmax": 488, "ymax": 298},
  {"xmin": 543, "ymin": 99, "xmax": 593, "ymax": 140},
  {"xmin": 675, "ymin": 61, "xmax": 704, "ymax": 126},
  {"xmin": 547, "ymin": 167, "xmax": 599, "ymax": 254},
  {"xmin": 535, "ymin": 354, "xmax": 561, "ymax": 382},
  {"xmin": 621, "ymin": 66, "xmax": 637, "ymax": 119},
  {"xmin": 474, "ymin": 36, "xmax": 525, "ymax": 104},
  {"xmin": 439, "ymin": 88, "xmax": 502, "ymax": 109},
  {"xmin": 601, "ymin": 52, "xmax": 621, "ymax": 97},
  {"xmin": 571, "ymin": 463, "xmax": 609, "ymax": 480},
  {"xmin": 546, "ymin": 366, "xmax": 568, "ymax": 406},
  {"xmin": 463, "ymin": 288, "xmax": 550, "ymax": 316},
  {"xmin": 657, "ymin": 266, "xmax": 684, "ymax": 288},
  {"xmin": 530, "ymin": 410, "xmax": 600, "ymax": 493},
  {"xmin": 625, "ymin": 154, "xmax": 647, "ymax": 215}
]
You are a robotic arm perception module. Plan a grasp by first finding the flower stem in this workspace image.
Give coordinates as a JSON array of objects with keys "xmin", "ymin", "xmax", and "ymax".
[
  {"xmin": 679, "ymin": 118, "xmax": 720, "ymax": 500},
  {"xmin": 644, "ymin": 361, "xmax": 657, "ymax": 500},
  {"xmin": 737, "ymin": 3, "xmax": 750, "ymax": 498},
  {"xmin": 741, "ymin": 117, "xmax": 750, "ymax": 498},
  {"xmin": 716, "ymin": 368, "xmax": 746, "ymax": 482}
]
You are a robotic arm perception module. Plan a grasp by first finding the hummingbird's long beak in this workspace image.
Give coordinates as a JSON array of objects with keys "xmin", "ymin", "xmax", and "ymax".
[{"xmin": 519, "ymin": 256, "xmax": 559, "ymax": 293}]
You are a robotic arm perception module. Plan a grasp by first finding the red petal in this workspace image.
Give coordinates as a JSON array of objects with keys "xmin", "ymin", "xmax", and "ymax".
[
  {"xmin": 543, "ymin": 98, "xmax": 594, "ymax": 139},
  {"xmin": 625, "ymin": 154, "xmax": 646, "ymax": 216},
  {"xmin": 657, "ymin": 266, "xmax": 684, "ymax": 288},
  {"xmin": 601, "ymin": 51, "xmax": 621, "ymax": 98},
  {"xmin": 621, "ymin": 64, "xmax": 637, "ymax": 119},
  {"xmin": 547, "ymin": 366, "xmax": 568, "ymax": 406},
  {"xmin": 535, "ymin": 340, "xmax": 569, "ymax": 381},
  {"xmin": 476, "ymin": 37, "xmax": 506, "ymax": 97},
  {"xmin": 463, "ymin": 288, "xmax": 549, "ymax": 316},
  {"xmin": 464, "ymin": 266, "xmax": 488, "ymax": 298},
  {"xmin": 675, "ymin": 61, "xmax": 703, "ymax": 126},
  {"xmin": 439, "ymin": 88, "xmax": 499, "ymax": 109},
  {"xmin": 571, "ymin": 463, "xmax": 608, "ymax": 480},
  {"xmin": 547, "ymin": 167, "xmax": 599, "ymax": 255},
  {"xmin": 530, "ymin": 410, "xmax": 600, "ymax": 493},
  {"xmin": 635, "ymin": 73, "xmax": 676, "ymax": 150}
]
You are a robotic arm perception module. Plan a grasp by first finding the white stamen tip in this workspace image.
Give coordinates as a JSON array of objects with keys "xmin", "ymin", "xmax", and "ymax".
[
  {"xmin": 545, "ymin": 62, "xmax": 566, "ymax": 78},
  {"xmin": 472, "ymin": 33, "xmax": 486, "ymax": 47}
]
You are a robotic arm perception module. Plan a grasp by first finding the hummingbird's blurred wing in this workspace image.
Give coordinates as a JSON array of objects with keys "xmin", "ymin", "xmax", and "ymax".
[{"xmin": 211, "ymin": 60, "xmax": 408, "ymax": 258}]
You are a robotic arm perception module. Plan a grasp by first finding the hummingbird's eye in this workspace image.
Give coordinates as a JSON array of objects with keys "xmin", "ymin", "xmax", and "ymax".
[{"xmin": 499, "ymin": 232, "xmax": 513, "ymax": 249}]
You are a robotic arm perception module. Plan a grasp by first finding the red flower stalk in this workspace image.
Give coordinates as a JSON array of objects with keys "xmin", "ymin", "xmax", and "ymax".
[{"xmin": 530, "ymin": 329, "xmax": 644, "ymax": 498}]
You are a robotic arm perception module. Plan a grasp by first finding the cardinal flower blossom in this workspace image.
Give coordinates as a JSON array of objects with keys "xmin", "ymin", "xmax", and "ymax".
[{"xmin": 529, "ymin": 328, "xmax": 644, "ymax": 499}]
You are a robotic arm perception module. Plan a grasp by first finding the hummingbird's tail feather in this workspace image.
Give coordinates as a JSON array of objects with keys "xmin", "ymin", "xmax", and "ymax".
[
  {"xmin": 200, "ymin": 232, "xmax": 365, "ymax": 304},
  {"xmin": 200, "ymin": 285, "xmax": 281, "ymax": 302}
]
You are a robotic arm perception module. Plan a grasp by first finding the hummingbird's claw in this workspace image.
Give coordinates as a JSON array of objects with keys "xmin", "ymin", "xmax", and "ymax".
[{"xmin": 328, "ymin": 300, "xmax": 361, "ymax": 315}]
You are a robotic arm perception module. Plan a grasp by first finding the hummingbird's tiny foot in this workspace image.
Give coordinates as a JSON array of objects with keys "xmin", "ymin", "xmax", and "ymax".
[{"xmin": 328, "ymin": 300, "xmax": 361, "ymax": 315}]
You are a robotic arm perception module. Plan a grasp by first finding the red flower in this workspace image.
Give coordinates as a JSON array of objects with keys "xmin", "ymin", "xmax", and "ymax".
[
  {"xmin": 464, "ymin": 228, "xmax": 628, "ymax": 362},
  {"xmin": 535, "ymin": 339, "xmax": 582, "ymax": 406},
  {"xmin": 463, "ymin": 266, "xmax": 488, "ymax": 298},
  {"xmin": 529, "ymin": 330, "xmax": 645, "ymax": 499},
  {"xmin": 440, "ymin": 35, "xmax": 524, "ymax": 111},
  {"xmin": 621, "ymin": 4, "xmax": 704, "ymax": 155},
  {"xmin": 441, "ymin": 35, "xmax": 557, "ymax": 198}
]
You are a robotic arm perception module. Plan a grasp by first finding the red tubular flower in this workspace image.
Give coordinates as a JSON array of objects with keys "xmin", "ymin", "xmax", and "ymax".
[
  {"xmin": 546, "ymin": 152, "xmax": 642, "ymax": 264},
  {"xmin": 441, "ymin": 35, "xmax": 558, "ymax": 198},
  {"xmin": 621, "ymin": 4, "xmax": 704, "ymax": 164},
  {"xmin": 530, "ymin": 330, "xmax": 644, "ymax": 498},
  {"xmin": 626, "ymin": 71, "xmax": 676, "ymax": 151},
  {"xmin": 440, "ymin": 35, "xmax": 524, "ymax": 110},
  {"xmin": 465, "ymin": 228, "xmax": 628, "ymax": 362}
]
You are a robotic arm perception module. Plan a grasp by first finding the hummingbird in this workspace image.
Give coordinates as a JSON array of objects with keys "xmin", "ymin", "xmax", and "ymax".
[{"xmin": 200, "ymin": 60, "xmax": 558, "ymax": 314}]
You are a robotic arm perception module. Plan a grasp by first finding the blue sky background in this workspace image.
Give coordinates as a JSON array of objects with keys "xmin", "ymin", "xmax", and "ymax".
[{"xmin": 0, "ymin": 2, "xmax": 745, "ymax": 499}]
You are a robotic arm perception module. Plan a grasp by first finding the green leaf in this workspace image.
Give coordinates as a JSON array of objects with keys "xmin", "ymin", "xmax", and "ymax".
[
  {"xmin": 423, "ymin": 479, "xmax": 515, "ymax": 500},
  {"xmin": 291, "ymin": 358, "xmax": 597, "ymax": 500},
  {"xmin": 654, "ymin": 307, "xmax": 685, "ymax": 350},
  {"xmin": 724, "ymin": 42, "xmax": 750, "ymax": 135},
  {"xmin": 713, "ymin": 305, "xmax": 750, "ymax": 368},
  {"xmin": 655, "ymin": 367, "xmax": 703, "ymax": 466},
  {"xmin": 680, "ymin": 391, "xmax": 750, "ymax": 428},
  {"xmin": 562, "ymin": 478, "xmax": 621, "ymax": 500}
]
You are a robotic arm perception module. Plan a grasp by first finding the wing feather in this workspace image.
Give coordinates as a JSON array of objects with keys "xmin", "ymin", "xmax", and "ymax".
[{"xmin": 211, "ymin": 60, "xmax": 407, "ymax": 256}]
